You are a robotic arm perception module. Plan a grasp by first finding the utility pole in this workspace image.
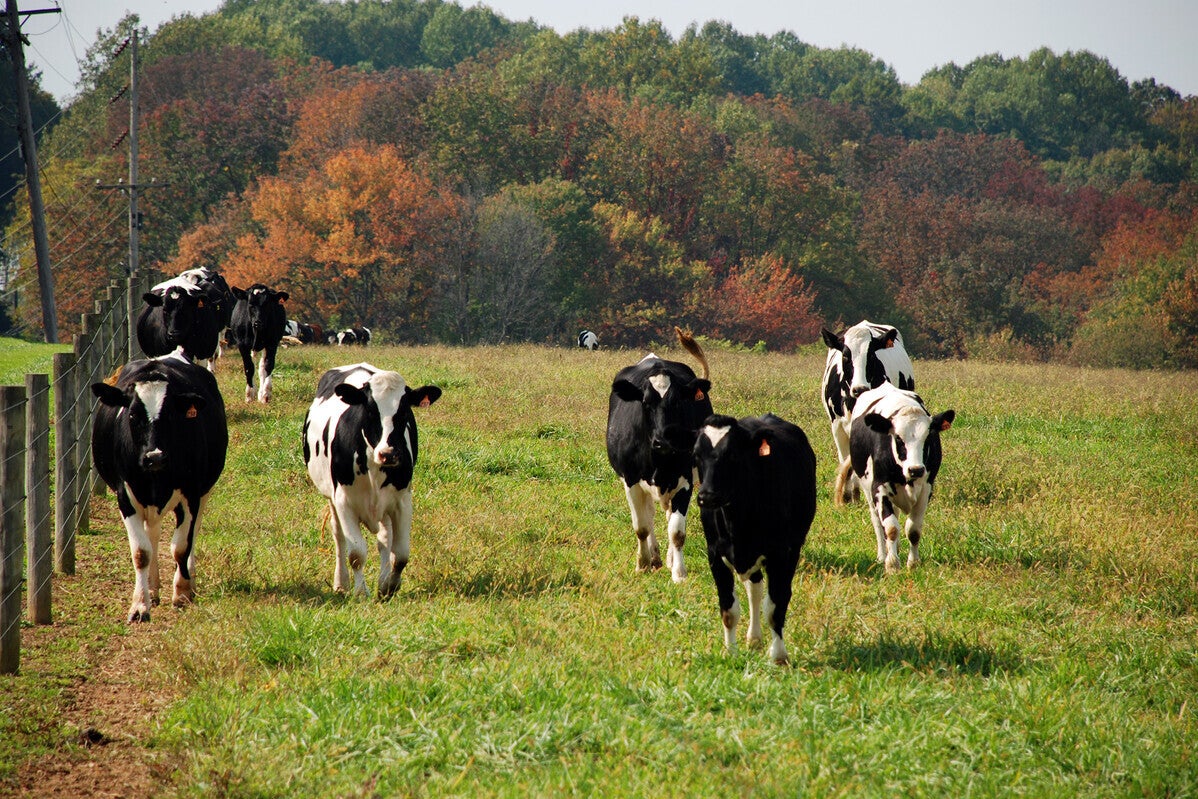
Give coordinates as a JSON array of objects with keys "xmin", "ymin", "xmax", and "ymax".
[{"xmin": 2, "ymin": 0, "xmax": 60, "ymax": 342}]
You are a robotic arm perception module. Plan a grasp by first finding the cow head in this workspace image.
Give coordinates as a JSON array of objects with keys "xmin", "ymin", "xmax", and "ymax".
[
  {"xmin": 92, "ymin": 375, "xmax": 209, "ymax": 473},
  {"xmin": 144, "ymin": 286, "xmax": 204, "ymax": 347},
  {"xmin": 823, "ymin": 324, "xmax": 900, "ymax": 402},
  {"xmin": 693, "ymin": 415, "xmax": 772, "ymax": 511},
  {"xmin": 613, "ymin": 367, "xmax": 712, "ymax": 456},
  {"xmin": 863, "ymin": 405, "xmax": 955, "ymax": 484},
  {"xmin": 233, "ymin": 284, "xmax": 289, "ymax": 347},
  {"xmin": 333, "ymin": 371, "xmax": 442, "ymax": 469}
]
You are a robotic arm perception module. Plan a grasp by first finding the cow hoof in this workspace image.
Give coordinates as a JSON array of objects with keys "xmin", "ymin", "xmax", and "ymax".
[
  {"xmin": 172, "ymin": 593, "xmax": 193, "ymax": 608},
  {"xmin": 127, "ymin": 608, "xmax": 150, "ymax": 623},
  {"xmin": 884, "ymin": 558, "xmax": 901, "ymax": 575}
]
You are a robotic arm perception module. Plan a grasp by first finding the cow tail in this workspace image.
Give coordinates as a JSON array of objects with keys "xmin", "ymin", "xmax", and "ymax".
[
  {"xmin": 833, "ymin": 458, "xmax": 855, "ymax": 508},
  {"xmin": 674, "ymin": 326, "xmax": 709, "ymax": 381},
  {"xmin": 319, "ymin": 504, "xmax": 332, "ymax": 545}
]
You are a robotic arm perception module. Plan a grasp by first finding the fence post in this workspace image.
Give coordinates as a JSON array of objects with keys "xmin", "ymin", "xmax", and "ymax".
[
  {"xmin": 1, "ymin": 384, "xmax": 28, "ymax": 675},
  {"xmin": 54, "ymin": 352, "xmax": 77, "ymax": 575},
  {"xmin": 75, "ymin": 314, "xmax": 98, "ymax": 533},
  {"xmin": 25, "ymin": 374, "xmax": 51, "ymax": 625}
]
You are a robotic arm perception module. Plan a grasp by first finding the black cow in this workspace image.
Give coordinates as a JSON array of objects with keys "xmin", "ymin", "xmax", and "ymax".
[
  {"xmin": 693, "ymin": 413, "xmax": 816, "ymax": 664},
  {"xmin": 836, "ymin": 382, "xmax": 954, "ymax": 574},
  {"xmin": 91, "ymin": 353, "xmax": 228, "ymax": 622},
  {"xmin": 302, "ymin": 363, "xmax": 442, "ymax": 597},
  {"xmin": 606, "ymin": 327, "xmax": 712, "ymax": 582},
  {"xmin": 137, "ymin": 270, "xmax": 232, "ymax": 368},
  {"xmin": 228, "ymin": 283, "xmax": 289, "ymax": 402},
  {"xmin": 821, "ymin": 320, "xmax": 915, "ymax": 504}
]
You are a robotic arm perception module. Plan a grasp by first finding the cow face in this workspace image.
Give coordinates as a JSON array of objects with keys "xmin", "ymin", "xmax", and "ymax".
[
  {"xmin": 613, "ymin": 369, "xmax": 712, "ymax": 456},
  {"xmin": 233, "ymin": 284, "xmax": 289, "ymax": 348},
  {"xmin": 863, "ymin": 406, "xmax": 955, "ymax": 484},
  {"xmin": 144, "ymin": 287, "xmax": 204, "ymax": 347},
  {"xmin": 693, "ymin": 416, "xmax": 769, "ymax": 511},
  {"xmin": 92, "ymin": 376, "xmax": 209, "ymax": 473},
  {"xmin": 334, "ymin": 372, "xmax": 442, "ymax": 469},
  {"xmin": 824, "ymin": 325, "xmax": 899, "ymax": 402}
]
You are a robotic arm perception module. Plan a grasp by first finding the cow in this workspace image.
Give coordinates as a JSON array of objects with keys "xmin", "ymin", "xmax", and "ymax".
[
  {"xmin": 136, "ymin": 270, "xmax": 233, "ymax": 369},
  {"xmin": 227, "ymin": 283, "xmax": 289, "ymax": 402},
  {"xmin": 578, "ymin": 330, "xmax": 599, "ymax": 351},
  {"xmin": 693, "ymin": 413, "xmax": 816, "ymax": 664},
  {"xmin": 302, "ymin": 362, "xmax": 442, "ymax": 598},
  {"xmin": 835, "ymin": 381, "xmax": 954, "ymax": 574},
  {"xmin": 284, "ymin": 320, "xmax": 324, "ymax": 345},
  {"xmin": 335, "ymin": 326, "xmax": 372, "ymax": 346},
  {"xmin": 606, "ymin": 327, "xmax": 712, "ymax": 583},
  {"xmin": 821, "ymin": 321, "xmax": 915, "ymax": 503},
  {"xmin": 90, "ymin": 353, "xmax": 228, "ymax": 622}
]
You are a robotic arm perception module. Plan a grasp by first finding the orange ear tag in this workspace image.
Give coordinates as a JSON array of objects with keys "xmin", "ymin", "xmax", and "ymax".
[
  {"xmin": 197, "ymin": 299, "xmax": 204, "ymax": 308},
  {"xmin": 758, "ymin": 439, "xmax": 771, "ymax": 457},
  {"xmin": 186, "ymin": 406, "xmax": 198, "ymax": 419},
  {"xmin": 695, "ymin": 389, "xmax": 705, "ymax": 401},
  {"xmin": 419, "ymin": 397, "xmax": 431, "ymax": 408},
  {"xmin": 884, "ymin": 339, "xmax": 895, "ymax": 348}
]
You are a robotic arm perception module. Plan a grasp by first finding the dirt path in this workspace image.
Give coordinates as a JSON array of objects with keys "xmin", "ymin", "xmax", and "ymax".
[{"xmin": 14, "ymin": 502, "xmax": 183, "ymax": 798}]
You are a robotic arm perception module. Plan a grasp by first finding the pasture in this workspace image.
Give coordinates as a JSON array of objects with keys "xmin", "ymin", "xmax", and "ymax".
[{"xmin": 3, "ymin": 342, "xmax": 1198, "ymax": 797}]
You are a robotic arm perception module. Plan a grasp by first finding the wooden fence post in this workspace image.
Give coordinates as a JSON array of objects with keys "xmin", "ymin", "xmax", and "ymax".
[
  {"xmin": 54, "ymin": 352, "xmax": 77, "ymax": 575},
  {"xmin": 25, "ymin": 374, "xmax": 51, "ymax": 625},
  {"xmin": 1, "ymin": 384, "xmax": 28, "ymax": 674}
]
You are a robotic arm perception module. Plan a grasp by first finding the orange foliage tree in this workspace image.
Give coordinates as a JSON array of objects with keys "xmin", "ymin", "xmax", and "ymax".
[
  {"xmin": 697, "ymin": 254, "xmax": 824, "ymax": 351},
  {"xmin": 225, "ymin": 144, "xmax": 460, "ymax": 338}
]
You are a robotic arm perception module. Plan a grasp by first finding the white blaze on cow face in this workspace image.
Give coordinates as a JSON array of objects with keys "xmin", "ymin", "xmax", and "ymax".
[
  {"xmin": 366, "ymin": 370, "xmax": 408, "ymax": 467},
  {"xmin": 134, "ymin": 379, "xmax": 169, "ymax": 423},
  {"xmin": 703, "ymin": 424, "xmax": 731, "ymax": 448},
  {"xmin": 648, "ymin": 373, "xmax": 671, "ymax": 398},
  {"xmin": 844, "ymin": 325, "xmax": 877, "ymax": 397},
  {"xmin": 889, "ymin": 405, "xmax": 933, "ymax": 483}
]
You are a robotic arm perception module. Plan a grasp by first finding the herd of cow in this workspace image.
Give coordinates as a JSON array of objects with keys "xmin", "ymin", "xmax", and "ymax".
[{"xmin": 90, "ymin": 268, "xmax": 955, "ymax": 665}]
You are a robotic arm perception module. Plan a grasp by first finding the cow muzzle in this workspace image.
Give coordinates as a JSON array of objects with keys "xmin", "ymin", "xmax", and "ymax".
[
  {"xmin": 696, "ymin": 489, "xmax": 727, "ymax": 510},
  {"xmin": 904, "ymin": 465, "xmax": 926, "ymax": 483},
  {"xmin": 140, "ymin": 449, "xmax": 167, "ymax": 472},
  {"xmin": 375, "ymin": 447, "xmax": 399, "ymax": 467},
  {"xmin": 850, "ymin": 384, "xmax": 870, "ymax": 398}
]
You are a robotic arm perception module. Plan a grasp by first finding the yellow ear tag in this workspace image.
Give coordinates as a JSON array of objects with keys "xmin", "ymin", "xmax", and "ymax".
[
  {"xmin": 419, "ymin": 397, "xmax": 431, "ymax": 408},
  {"xmin": 758, "ymin": 439, "xmax": 771, "ymax": 457},
  {"xmin": 186, "ymin": 406, "xmax": 198, "ymax": 419},
  {"xmin": 695, "ymin": 389, "xmax": 705, "ymax": 401}
]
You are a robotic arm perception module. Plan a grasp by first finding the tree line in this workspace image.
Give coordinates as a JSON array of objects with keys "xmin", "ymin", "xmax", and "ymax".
[{"xmin": 4, "ymin": 0, "xmax": 1197, "ymax": 366}]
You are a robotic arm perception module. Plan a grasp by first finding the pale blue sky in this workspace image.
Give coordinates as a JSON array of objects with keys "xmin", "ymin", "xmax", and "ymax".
[{"xmin": 24, "ymin": 0, "xmax": 1198, "ymax": 104}]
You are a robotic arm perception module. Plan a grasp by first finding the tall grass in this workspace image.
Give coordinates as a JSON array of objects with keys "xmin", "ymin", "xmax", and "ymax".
[{"xmin": 8, "ymin": 343, "xmax": 1198, "ymax": 797}]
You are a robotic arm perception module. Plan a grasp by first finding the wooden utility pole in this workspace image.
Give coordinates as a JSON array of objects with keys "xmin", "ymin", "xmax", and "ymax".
[
  {"xmin": 2, "ymin": 0, "xmax": 60, "ymax": 342},
  {"xmin": 127, "ymin": 29, "xmax": 140, "ymax": 275}
]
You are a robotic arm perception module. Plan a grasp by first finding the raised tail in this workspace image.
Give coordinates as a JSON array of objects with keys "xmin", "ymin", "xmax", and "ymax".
[
  {"xmin": 833, "ymin": 457, "xmax": 855, "ymax": 508},
  {"xmin": 674, "ymin": 326, "xmax": 709, "ymax": 381}
]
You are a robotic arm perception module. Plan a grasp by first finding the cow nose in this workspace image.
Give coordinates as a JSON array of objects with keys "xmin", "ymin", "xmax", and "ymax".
[
  {"xmin": 850, "ymin": 384, "xmax": 869, "ymax": 398},
  {"xmin": 696, "ymin": 489, "xmax": 724, "ymax": 509},
  {"xmin": 376, "ymin": 447, "xmax": 398, "ymax": 466},
  {"xmin": 141, "ymin": 450, "xmax": 167, "ymax": 472},
  {"xmin": 650, "ymin": 435, "xmax": 668, "ymax": 453},
  {"xmin": 906, "ymin": 465, "xmax": 926, "ymax": 481}
]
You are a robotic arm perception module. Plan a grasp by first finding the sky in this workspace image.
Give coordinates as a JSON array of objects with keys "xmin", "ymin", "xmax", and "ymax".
[{"xmin": 19, "ymin": 0, "xmax": 1198, "ymax": 105}]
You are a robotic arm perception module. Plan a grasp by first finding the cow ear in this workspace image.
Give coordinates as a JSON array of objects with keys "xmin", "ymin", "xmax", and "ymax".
[
  {"xmin": 882, "ymin": 329, "xmax": 898, "ymax": 349},
  {"xmin": 143, "ymin": 292, "xmax": 164, "ymax": 307},
  {"xmin": 408, "ymin": 385, "xmax": 442, "ymax": 408},
  {"xmin": 91, "ymin": 382, "xmax": 130, "ymax": 408},
  {"xmin": 276, "ymin": 291, "xmax": 289, "ymax": 303},
  {"xmin": 612, "ymin": 379, "xmax": 642, "ymax": 403},
  {"xmin": 173, "ymin": 392, "xmax": 207, "ymax": 417},
  {"xmin": 933, "ymin": 410, "xmax": 955, "ymax": 432},
  {"xmin": 231, "ymin": 286, "xmax": 247, "ymax": 299},
  {"xmin": 821, "ymin": 328, "xmax": 843, "ymax": 350},
  {"xmin": 335, "ymin": 383, "xmax": 369, "ymax": 406},
  {"xmin": 691, "ymin": 378, "xmax": 711, "ymax": 402},
  {"xmin": 863, "ymin": 413, "xmax": 891, "ymax": 434}
]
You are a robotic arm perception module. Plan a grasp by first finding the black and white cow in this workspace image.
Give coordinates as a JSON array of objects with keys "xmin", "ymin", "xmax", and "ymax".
[
  {"xmin": 285, "ymin": 320, "xmax": 324, "ymax": 345},
  {"xmin": 228, "ymin": 283, "xmax": 289, "ymax": 402},
  {"xmin": 693, "ymin": 413, "xmax": 816, "ymax": 664},
  {"xmin": 335, "ymin": 326, "xmax": 372, "ymax": 346},
  {"xmin": 836, "ymin": 382, "xmax": 954, "ymax": 574},
  {"xmin": 91, "ymin": 353, "xmax": 228, "ymax": 622},
  {"xmin": 578, "ymin": 330, "xmax": 599, "ymax": 351},
  {"xmin": 606, "ymin": 327, "xmax": 712, "ymax": 582},
  {"xmin": 821, "ymin": 320, "xmax": 915, "ymax": 503},
  {"xmin": 302, "ymin": 363, "xmax": 442, "ymax": 597},
  {"xmin": 137, "ymin": 270, "xmax": 233, "ymax": 368}
]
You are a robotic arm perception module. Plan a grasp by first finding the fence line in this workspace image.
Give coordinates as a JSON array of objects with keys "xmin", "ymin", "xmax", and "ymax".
[{"xmin": 0, "ymin": 269, "xmax": 157, "ymax": 674}]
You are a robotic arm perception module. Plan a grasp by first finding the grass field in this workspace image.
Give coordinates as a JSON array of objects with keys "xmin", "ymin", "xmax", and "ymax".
[{"xmin": 3, "ymin": 341, "xmax": 1198, "ymax": 797}]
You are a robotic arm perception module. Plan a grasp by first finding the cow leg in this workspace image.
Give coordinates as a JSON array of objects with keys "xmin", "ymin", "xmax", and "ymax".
[
  {"xmin": 378, "ymin": 489, "xmax": 412, "ymax": 598},
  {"xmin": 872, "ymin": 490, "xmax": 902, "ymax": 574},
  {"xmin": 831, "ymin": 419, "xmax": 858, "ymax": 503},
  {"xmin": 239, "ymin": 344, "xmax": 255, "ymax": 402},
  {"xmin": 764, "ymin": 561, "xmax": 796, "ymax": 665},
  {"xmin": 710, "ymin": 557, "xmax": 740, "ymax": 655},
  {"xmin": 257, "ymin": 345, "xmax": 276, "ymax": 403},
  {"xmin": 328, "ymin": 502, "xmax": 351, "ymax": 593},
  {"xmin": 665, "ymin": 485, "xmax": 691, "ymax": 583},
  {"xmin": 332, "ymin": 501, "xmax": 369, "ymax": 597},
  {"xmin": 171, "ymin": 494, "xmax": 204, "ymax": 607},
  {"xmin": 905, "ymin": 486, "xmax": 932, "ymax": 569},
  {"xmin": 744, "ymin": 574, "xmax": 764, "ymax": 649},
  {"xmin": 119, "ymin": 491, "xmax": 157, "ymax": 623},
  {"xmin": 624, "ymin": 481, "xmax": 660, "ymax": 572}
]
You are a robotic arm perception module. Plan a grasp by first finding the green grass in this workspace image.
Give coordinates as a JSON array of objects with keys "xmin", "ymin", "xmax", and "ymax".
[
  {"xmin": 0, "ymin": 336, "xmax": 71, "ymax": 385},
  {"xmin": 4, "ymin": 344, "xmax": 1198, "ymax": 797}
]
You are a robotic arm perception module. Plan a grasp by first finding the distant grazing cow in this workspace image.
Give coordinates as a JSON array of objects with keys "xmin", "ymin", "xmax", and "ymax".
[
  {"xmin": 228, "ymin": 283, "xmax": 289, "ymax": 402},
  {"xmin": 693, "ymin": 413, "xmax": 816, "ymax": 664},
  {"xmin": 836, "ymin": 382, "xmax": 954, "ymax": 574},
  {"xmin": 302, "ymin": 363, "xmax": 442, "ymax": 597},
  {"xmin": 606, "ymin": 327, "xmax": 712, "ymax": 582},
  {"xmin": 821, "ymin": 321, "xmax": 915, "ymax": 503},
  {"xmin": 91, "ymin": 353, "xmax": 228, "ymax": 622},
  {"xmin": 578, "ymin": 330, "xmax": 599, "ymax": 351},
  {"xmin": 335, "ymin": 326, "xmax": 371, "ymax": 346}
]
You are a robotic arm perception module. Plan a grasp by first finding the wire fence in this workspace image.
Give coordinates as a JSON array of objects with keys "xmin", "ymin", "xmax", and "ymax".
[{"xmin": 0, "ymin": 268, "xmax": 156, "ymax": 674}]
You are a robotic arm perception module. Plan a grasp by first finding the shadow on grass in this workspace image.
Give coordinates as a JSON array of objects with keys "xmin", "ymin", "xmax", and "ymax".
[
  {"xmin": 801, "ymin": 546, "xmax": 881, "ymax": 578},
  {"xmin": 215, "ymin": 575, "xmax": 340, "ymax": 605},
  {"xmin": 822, "ymin": 632, "xmax": 1026, "ymax": 677}
]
